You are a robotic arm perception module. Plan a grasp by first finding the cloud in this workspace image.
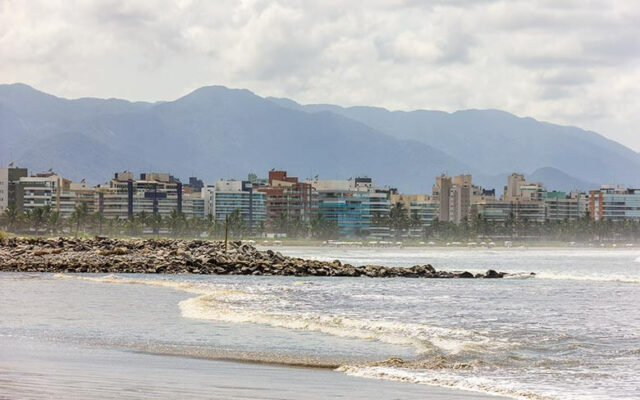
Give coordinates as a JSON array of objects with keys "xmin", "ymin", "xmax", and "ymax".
[{"xmin": 0, "ymin": 0, "xmax": 639, "ymax": 150}]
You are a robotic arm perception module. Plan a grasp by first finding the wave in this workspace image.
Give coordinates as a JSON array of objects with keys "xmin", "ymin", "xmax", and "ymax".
[
  {"xmin": 55, "ymin": 273, "xmax": 514, "ymax": 357},
  {"xmin": 338, "ymin": 365, "xmax": 558, "ymax": 400},
  {"xmin": 55, "ymin": 273, "xmax": 561, "ymax": 400},
  {"xmin": 179, "ymin": 294, "xmax": 512, "ymax": 356},
  {"xmin": 528, "ymin": 272, "xmax": 640, "ymax": 284}
]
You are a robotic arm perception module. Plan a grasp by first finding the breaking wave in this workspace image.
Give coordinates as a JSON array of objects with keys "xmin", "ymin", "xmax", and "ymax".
[
  {"xmin": 55, "ymin": 273, "xmax": 514, "ymax": 357},
  {"xmin": 529, "ymin": 272, "xmax": 640, "ymax": 284},
  {"xmin": 337, "ymin": 365, "xmax": 558, "ymax": 400},
  {"xmin": 52, "ymin": 273, "xmax": 556, "ymax": 400}
]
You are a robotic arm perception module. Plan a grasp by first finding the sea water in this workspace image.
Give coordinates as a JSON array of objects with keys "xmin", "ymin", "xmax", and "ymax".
[{"xmin": 1, "ymin": 247, "xmax": 639, "ymax": 399}]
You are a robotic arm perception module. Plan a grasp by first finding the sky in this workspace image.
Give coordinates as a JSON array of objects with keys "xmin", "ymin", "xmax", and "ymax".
[{"xmin": 1, "ymin": 0, "xmax": 639, "ymax": 150}]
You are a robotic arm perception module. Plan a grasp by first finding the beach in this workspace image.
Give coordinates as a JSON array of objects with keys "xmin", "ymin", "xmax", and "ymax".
[
  {"xmin": 1, "ymin": 246, "xmax": 639, "ymax": 399},
  {"xmin": 1, "ymin": 336, "xmax": 504, "ymax": 400}
]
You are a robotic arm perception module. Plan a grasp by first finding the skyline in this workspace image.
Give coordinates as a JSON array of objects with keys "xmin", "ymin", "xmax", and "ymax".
[{"xmin": 1, "ymin": 1, "xmax": 639, "ymax": 150}]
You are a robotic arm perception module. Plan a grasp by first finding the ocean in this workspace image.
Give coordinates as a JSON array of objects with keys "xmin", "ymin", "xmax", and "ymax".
[{"xmin": 1, "ymin": 246, "xmax": 639, "ymax": 399}]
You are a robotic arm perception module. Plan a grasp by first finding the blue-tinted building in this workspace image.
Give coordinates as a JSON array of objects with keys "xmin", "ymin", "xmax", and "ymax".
[
  {"xmin": 307, "ymin": 177, "xmax": 390, "ymax": 237},
  {"xmin": 210, "ymin": 179, "xmax": 266, "ymax": 229},
  {"xmin": 590, "ymin": 185, "xmax": 640, "ymax": 221}
]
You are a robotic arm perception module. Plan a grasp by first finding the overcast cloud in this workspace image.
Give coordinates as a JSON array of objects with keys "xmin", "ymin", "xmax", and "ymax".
[{"xmin": 1, "ymin": 0, "xmax": 638, "ymax": 149}]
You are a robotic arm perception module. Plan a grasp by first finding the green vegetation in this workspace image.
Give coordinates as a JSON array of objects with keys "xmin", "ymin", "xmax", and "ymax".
[
  {"xmin": 421, "ymin": 212, "xmax": 640, "ymax": 242},
  {"xmin": 2, "ymin": 203, "xmax": 640, "ymax": 243}
]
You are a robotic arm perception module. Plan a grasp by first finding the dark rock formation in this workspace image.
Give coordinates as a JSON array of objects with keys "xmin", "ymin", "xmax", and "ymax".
[{"xmin": 0, "ymin": 237, "xmax": 511, "ymax": 279}]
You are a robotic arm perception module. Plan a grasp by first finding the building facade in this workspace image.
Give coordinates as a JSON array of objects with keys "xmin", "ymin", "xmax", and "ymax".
[
  {"xmin": 391, "ymin": 193, "xmax": 439, "ymax": 236},
  {"xmin": 308, "ymin": 177, "xmax": 391, "ymax": 237},
  {"xmin": 0, "ymin": 167, "xmax": 28, "ymax": 213},
  {"xmin": 433, "ymin": 174, "xmax": 474, "ymax": 223},
  {"xmin": 544, "ymin": 191, "xmax": 588, "ymax": 221},
  {"xmin": 182, "ymin": 191, "xmax": 206, "ymax": 220},
  {"xmin": 256, "ymin": 170, "xmax": 317, "ymax": 231},
  {"xmin": 589, "ymin": 185, "xmax": 640, "ymax": 221},
  {"xmin": 473, "ymin": 200, "xmax": 547, "ymax": 223},
  {"xmin": 210, "ymin": 179, "xmax": 266, "ymax": 229},
  {"xmin": 94, "ymin": 172, "xmax": 183, "ymax": 219}
]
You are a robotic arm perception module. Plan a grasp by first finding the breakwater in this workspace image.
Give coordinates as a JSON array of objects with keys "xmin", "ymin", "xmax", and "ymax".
[{"xmin": 0, "ymin": 237, "xmax": 509, "ymax": 278}]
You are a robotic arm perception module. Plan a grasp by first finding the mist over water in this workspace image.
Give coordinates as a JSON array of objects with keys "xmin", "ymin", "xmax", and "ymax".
[{"xmin": 2, "ymin": 247, "xmax": 639, "ymax": 399}]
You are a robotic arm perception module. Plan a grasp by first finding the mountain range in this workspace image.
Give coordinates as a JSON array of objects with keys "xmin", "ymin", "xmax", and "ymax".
[{"xmin": 1, "ymin": 83, "xmax": 635, "ymax": 193}]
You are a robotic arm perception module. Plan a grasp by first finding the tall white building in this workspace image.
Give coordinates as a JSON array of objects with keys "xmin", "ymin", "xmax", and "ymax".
[{"xmin": 210, "ymin": 179, "xmax": 266, "ymax": 229}]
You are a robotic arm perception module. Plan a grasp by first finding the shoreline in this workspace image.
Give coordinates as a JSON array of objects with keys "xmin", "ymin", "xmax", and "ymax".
[
  {"xmin": 0, "ymin": 236, "xmax": 511, "ymax": 278},
  {"xmin": 1, "ymin": 335, "xmax": 511, "ymax": 400}
]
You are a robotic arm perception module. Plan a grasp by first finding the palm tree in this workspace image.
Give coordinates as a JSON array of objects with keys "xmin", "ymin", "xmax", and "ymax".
[
  {"xmin": 310, "ymin": 214, "xmax": 339, "ymax": 240},
  {"xmin": 167, "ymin": 209, "xmax": 186, "ymax": 237},
  {"xmin": 148, "ymin": 213, "xmax": 163, "ymax": 237},
  {"xmin": 187, "ymin": 217, "xmax": 205, "ymax": 238},
  {"xmin": 70, "ymin": 202, "xmax": 89, "ymax": 237},
  {"xmin": 1, "ymin": 205, "xmax": 21, "ymax": 232},
  {"xmin": 410, "ymin": 213, "xmax": 422, "ymax": 238},
  {"xmin": 125, "ymin": 215, "xmax": 143, "ymax": 236},
  {"xmin": 92, "ymin": 212, "xmax": 106, "ymax": 236},
  {"xmin": 227, "ymin": 209, "xmax": 247, "ymax": 238},
  {"xmin": 47, "ymin": 210, "xmax": 62, "ymax": 235},
  {"xmin": 205, "ymin": 214, "xmax": 223, "ymax": 239},
  {"xmin": 389, "ymin": 202, "xmax": 409, "ymax": 239},
  {"xmin": 138, "ymin": 211, "xmax": 149, "ymax": 232}
]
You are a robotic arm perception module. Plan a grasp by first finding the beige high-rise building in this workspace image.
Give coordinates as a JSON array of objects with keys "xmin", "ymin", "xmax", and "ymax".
[
  {"xmin": 432, "ymin": 175, "xmax": 452, "ymax": 222},
  {"xmin": 433, "ymin": 174, "xmax": 473, "ymax": 223},
  {"xmin": 505, "ymin": 173, "xmax": 526, "ymax": 200}
]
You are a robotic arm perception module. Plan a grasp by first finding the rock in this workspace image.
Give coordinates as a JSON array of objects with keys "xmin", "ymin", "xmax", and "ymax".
[
  {"xmin": 0, "ymin": 237, "xmax": 513, "ymax": 279},
  {"xmin": 484, "ymin": 269, "xmax": 503, "ymax": 278}
]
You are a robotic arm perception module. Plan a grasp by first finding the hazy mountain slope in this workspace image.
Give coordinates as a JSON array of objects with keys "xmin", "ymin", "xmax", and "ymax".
[
  {"xmin": 0, "ymin": 104, "xmax": 33, "ymax": 164},
  {"xmin": 528, "ymin": 167, "xmax": 597, "ymax": 192},
  {"xmin": 269, "ymin": 98, "xmax": 640, "ymax": 187},
  {"xmin": 1, "ymin": 84, "xmax": 469, "ymax": 191},
  {"xmin": 14, "ymin": 131, "xmax": 154, "ymax": 184},
  {"xmin": 0, "ymin": 83, "xmax": 151, "ymax": 131},
  {"xmin": 3, "ymin": 83, "xmax": 638, "ymax": 191}
]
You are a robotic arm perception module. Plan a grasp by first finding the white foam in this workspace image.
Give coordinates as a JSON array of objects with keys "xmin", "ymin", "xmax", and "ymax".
[
  {"xmin": 56, "ymin": 273, "xmax": 513, "ymax": 356},
  {"xmin": 338, "ymin": 365, "xmax": 558, "ymax": 400},
  {"xmin": 531, "ymin": 271, "xmax": 640, "ymax": 284}
]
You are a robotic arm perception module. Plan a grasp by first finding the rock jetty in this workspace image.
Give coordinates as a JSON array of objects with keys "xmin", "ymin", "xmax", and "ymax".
[{"xmin": 0, "ymin": 237, "xmax": 508, "ymax": 278}]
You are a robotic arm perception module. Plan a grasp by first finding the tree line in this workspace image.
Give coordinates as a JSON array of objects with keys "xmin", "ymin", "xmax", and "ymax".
[
  {"xmin": 0, "ymin": 204, "xmax": 340, "ymax": 240},
  {"xmin": 379, "ymin": 203, "xmax": 640, "ymax": 242},
  {"xmin": 2, "ymin": 202, "xmax": 640, "ymax": 242}
]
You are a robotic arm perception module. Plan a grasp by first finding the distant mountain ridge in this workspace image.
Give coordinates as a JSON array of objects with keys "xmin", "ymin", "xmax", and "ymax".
[
  {"xmin": 0, "ymin": 82, "xmax": 636, "ymax": 193},
  {"xmin": 268, "ymin": 97, "xmax": 640, "ymax": 190}
]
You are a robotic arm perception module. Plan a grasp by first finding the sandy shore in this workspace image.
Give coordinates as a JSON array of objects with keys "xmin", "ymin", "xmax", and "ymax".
[{"xmin": 1, "ymin": 336, "xmax": 508, "ymax": 400}]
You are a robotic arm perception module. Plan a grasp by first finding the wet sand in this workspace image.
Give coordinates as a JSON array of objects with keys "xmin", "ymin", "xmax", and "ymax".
[{"xmin": 1, "ymin": 336, "xmax": 508, "ymax": 399}]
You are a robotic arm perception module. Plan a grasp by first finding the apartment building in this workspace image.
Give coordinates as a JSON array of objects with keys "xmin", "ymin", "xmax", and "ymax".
[
  {"xmin": 182, "ymin": 191, "xmax": 206, "ymax": 219},
  {"xmin": 256, "ymin": 170, "xmax": 317, "ymax": 231},
  {"xmin": 544, "ymin": 191, "xmax": 588, "ymax": 221},
  {"xmin": 473, "ymin": 200, "xmax": 547, "ymax": 223},
  {"xmin": 307, "ymin": 177, "xmax": 391, "ymax": 237},
  {"xmin": 0, "ymin": 167, "xmax": 28, "ymax": 213},
  {"xmin": 504, "ymin": 173, "xmax": 546, "ymax": 201},
  {"xmin": 390, "ymin": 193, "xmax": 438, "ymax": 236},
  {"xmin": 206, "ymin": 179, "xmax": 266, "ymax": 229},
  {"xmin": 94, "ymin": 172, "xmax": 183, "ymax": 219},
  {"xmin": 589, "ymin": 185, "xmax": 640, "ymax": 221},
  {"xmin": 473, "ymin": 173, "xmax": 547, "ymax": 223},
  {"xmin": 433, "ymin": 174, "xmax": 474, "ymax": 223}
]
